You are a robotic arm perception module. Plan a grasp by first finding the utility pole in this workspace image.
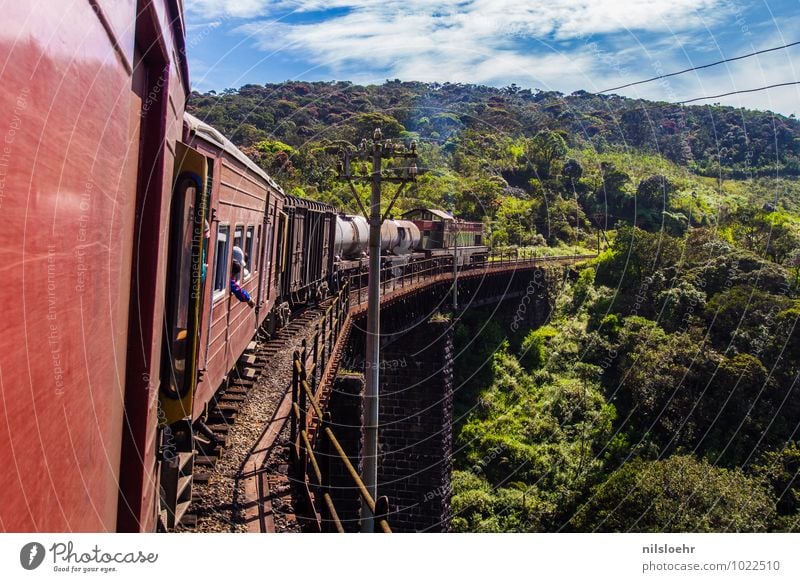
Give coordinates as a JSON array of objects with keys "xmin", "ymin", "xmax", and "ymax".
[
  {"xmin": 452, "ymin": 219, "xmax": 458, "ymax": 311},
  {"xmin": 336, "ymin": 130, "xmax": 419, "ymax": 532}
]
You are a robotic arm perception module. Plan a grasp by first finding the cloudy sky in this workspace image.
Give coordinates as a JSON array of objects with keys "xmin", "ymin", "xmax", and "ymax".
[{"xmin": 184, "ymin": 0, "xmax": 800, "ymax": 116}]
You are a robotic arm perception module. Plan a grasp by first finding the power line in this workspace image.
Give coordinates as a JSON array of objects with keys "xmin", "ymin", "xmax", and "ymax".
[
  {"xmin": 599, "ymin": 40, "xmax": 800, "ymax": 94},
  {"xmin": 615, "ymin": 80, "xmax": 800, "ymax": 111},
  {"xmin": 675, "ymin": 81, "xmax": 800, "ymax": 104}
]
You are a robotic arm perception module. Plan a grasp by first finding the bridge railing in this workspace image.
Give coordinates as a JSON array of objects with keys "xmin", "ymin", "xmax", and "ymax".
[
  {"xmin": 348, "ymin": 250, "xmax": 593, "ymax": 306},
  {"xmin": 289, "ymin": 281, "xmax": 391, "ymax": 533}
]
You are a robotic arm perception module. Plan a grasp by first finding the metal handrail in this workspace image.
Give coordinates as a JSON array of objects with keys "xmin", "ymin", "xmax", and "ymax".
[
  {"xmin": 290, "ymin": 281, "xmax": 392, "ymax": 532},
  {"xmin": 324, "ymin": 425, "xmax": 391, "ymax": 534},
  {"xmin": 347, "ymin": 252, "xmax": 596, "ymax": 305}
]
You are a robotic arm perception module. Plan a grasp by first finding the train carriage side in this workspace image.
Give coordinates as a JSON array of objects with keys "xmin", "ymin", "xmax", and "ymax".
[
  {"xmin": 181, "ymin": 114, "xmax": 282, "ymax": 422},
  {"xmin": 256, "ymin": 184, "xmax": 285, "ymax": 324},
  {"xmin": 284, "ymin": 197, "xmax": 306, "ymax": 302},
  {"xmin": 303, "ymin": 198, "xmax": 335, "ymax": 301},
  {"xmin": 0, "ymin": 0, "xmax": 190, "ymax": 533},
  {"xmin": 402, "ymin": 207, "xmax": 488, "ymax": 265}
]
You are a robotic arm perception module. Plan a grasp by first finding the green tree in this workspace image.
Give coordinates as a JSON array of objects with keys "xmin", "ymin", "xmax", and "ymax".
[
  {"xmin": 350, "ymin": 112, "xmax": 405, "ymax": 139},
  {"xmin": 572, "ymin": 455, "xmax": 775, "ymax": 532},
  {"xmin": 595, "ymin": 225, "xmax": 684, "ymax": 316},
  {"xmin": 528, "ymin": 131, "xmax": 567, "ymax": 179},
  {"xmin": 753, "ymin": 443, "xmax": 800, "ymax": 527}
]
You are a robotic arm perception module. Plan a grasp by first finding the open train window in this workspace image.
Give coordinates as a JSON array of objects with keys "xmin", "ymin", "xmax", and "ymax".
[
  {"xmin": 257, "ymin": 224, "xmax": 263, "ymax": 271},
  {"xmin": 233, "ymin": 225, "xmax": 244, "ymax": 281},
  {"xmin": 213, "ymin": 224, "xmax": 230, "ymax": 299},
  {"xmin": 245, "ymin": 225, "xmax": 255, "ymax": 278}
]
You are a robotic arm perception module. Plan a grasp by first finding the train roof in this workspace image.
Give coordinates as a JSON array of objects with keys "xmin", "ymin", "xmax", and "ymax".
[
  {"xmin": 402, "ymin": 208, "xmax": 455, "ymax": 221},
  {"xmin": 184, "ymin": 113, "xmax": 285, "ymax": 196},
  {"xmin": 284, "ymin": 194, "xmax": 337, "ymax": 212}
]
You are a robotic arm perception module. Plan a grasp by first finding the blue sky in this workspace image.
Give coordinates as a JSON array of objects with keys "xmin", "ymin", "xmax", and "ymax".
[{"xmin": 184, "ymin": 0, "xmax": 800, "ymax": 116}]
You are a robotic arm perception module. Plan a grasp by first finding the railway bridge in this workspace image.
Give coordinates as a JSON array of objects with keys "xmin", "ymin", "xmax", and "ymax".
[{"xmin": 237, "ymin": 253, "xmax": 592, "ymax": 533}]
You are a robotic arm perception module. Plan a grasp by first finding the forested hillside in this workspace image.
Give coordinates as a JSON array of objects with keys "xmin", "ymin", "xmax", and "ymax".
[
  {"xmin": 189, "ymin": 80, "xmax": 800, "ymax": 177},
  {"xmin": 189, "ymin": 81, "xmax": 800, "ymax": 532}
]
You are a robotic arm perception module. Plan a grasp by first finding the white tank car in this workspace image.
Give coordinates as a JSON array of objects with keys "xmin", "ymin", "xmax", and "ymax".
[
  {"xmin": 334, "ymin": 214, "xmax": 369, "ymax": 259},
  {"xmin": 381, "ymin": 219, "xmax": 421, "ymax": 255}
]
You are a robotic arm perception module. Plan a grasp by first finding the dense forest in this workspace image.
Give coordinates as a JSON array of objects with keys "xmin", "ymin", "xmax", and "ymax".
[{"xmin": 189, "ymin": 81, "xmax": 800, "ymax": 532}]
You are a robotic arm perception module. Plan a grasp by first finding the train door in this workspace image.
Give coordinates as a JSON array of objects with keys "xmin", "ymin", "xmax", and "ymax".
[
  {"xmin": 158, "ymin": 143, "xmax": 207, "ymax": 530},
  {"xmin": 321, "ymin": 211, "xmax": 333, "ymax": 281},
  {"xmin": 256, "ymin": 202, "xmax": 272, "ymax": 309},
  {"xmin": 200, "ymin": 156, "xmax": 215, "ymax": 371},
  {"xmin": 305, "ymin": 209, "xmax": 318, "ymax": 287},
  {"xmin": 275, "ymin": 209, "xmax": 288, "ymax": 300},
  {"xmin": 291, "ymin": 208, "xmax": 305, "ymax": 299},
  {"xmin": 161, "ymin": 143, "xmax": 206, "ymax": 422}
]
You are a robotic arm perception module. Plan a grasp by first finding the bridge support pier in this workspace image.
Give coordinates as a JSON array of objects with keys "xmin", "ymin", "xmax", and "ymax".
[
  {"xmin": 377, "ymin": 316, "xmax": 454, "ymax": 532},
  {"xmin": 325, "ymin": 373, "xmax": 365, "ymax": 532}
]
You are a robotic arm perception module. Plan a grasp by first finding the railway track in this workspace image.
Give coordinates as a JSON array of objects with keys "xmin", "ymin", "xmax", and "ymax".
[{"xmin": 178, "ymin": 304, "xmax": 330, "ymax": 532}]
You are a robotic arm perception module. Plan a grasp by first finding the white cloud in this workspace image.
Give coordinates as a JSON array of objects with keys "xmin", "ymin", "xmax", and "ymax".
[
  {"xmin": 185, "ymin": 0, "xmax": 278, "ymax": 19},
  {"xmin": 187, "ymin": 0, "xmax": 722, "ymax": 35},
  {"xmin": 226, "ymin": 1, "xmax": 727, "ymax": 90},
  {"xmin": 185, "ymin": 0, "xmax": 799, "ymax": 115}
]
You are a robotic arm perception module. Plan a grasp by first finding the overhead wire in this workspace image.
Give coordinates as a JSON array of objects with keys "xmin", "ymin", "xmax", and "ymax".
[
  {"xmin": 598, "ymin": 40, "xmax": 800, "ymax": 93},
  {"xmin": 674, "ymin": 81, "xmax": 800, "ymax": 104}
]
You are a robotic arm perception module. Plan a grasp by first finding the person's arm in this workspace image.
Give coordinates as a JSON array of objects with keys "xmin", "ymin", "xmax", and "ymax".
[{"xmin": 230, "ymin": 279, "xmax": 256, "ymax": 307}]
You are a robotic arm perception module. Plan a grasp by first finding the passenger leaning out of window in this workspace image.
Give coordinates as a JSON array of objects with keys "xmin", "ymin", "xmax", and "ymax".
[{"xmin": 230, "ymin": 245, "xmax": 255, "ymax": 308}]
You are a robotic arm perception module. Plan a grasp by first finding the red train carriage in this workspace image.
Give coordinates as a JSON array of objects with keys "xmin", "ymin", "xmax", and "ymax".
[
  {"xmin": 152, "ymin": 114, "xmax": 286, "ymax": 528},
  {"xmin": 0, "ymin": 0, "xmax": 190, "ymax": 532},
  {"xmin": 181, "ymin": 114, "xmax": 284, "ymax": 422},
  {"xmin": 402, "ymin": 208, "xmax": 488, "ymax": 264}
]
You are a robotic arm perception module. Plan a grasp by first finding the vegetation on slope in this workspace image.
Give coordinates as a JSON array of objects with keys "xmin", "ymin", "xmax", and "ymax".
[{"xmin": 452, "ymin": 227, "xmax": 799, "ymax": 532}]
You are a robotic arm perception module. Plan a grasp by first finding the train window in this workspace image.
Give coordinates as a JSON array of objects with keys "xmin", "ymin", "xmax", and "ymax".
[
  {"xmin": 213, "ymin": 224, "xmax": 230, "ymax": 298},
  {"xmin": 257, "ymin": 224, "xmax": 263, "ymax": 271},
  {"xmin": 245, "ymin": 225, "xmax": 255, "ymax": 277},
  {"xmin": 233, "ymin": 225, "xmax": 244, "ymax": 282},
  {"xmin": 234, "ymin": 225, "xmax": 243, "ymax": 251}
]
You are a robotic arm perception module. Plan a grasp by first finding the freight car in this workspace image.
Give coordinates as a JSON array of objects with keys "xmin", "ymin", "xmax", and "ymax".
[
  {"xmin": 331, "ymin": 210, "xmax": 488, "ymax": 282},
  {"xmin": 277, "ymin": 196, "xmax": 336, "ymax": 307},
  {"xmin": 402, "ymin": 208, "xmax": 488, "ymax": 265}
]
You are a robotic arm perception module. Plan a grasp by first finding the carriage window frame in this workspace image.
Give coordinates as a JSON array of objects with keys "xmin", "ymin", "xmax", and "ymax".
[
  {"xmin": 244, "ymin": 225, "xmax": 255, "ymax": 280},
  {"xmin": 212, "ymin": 223, "xmax": 230, "ymax": 302},
  {"xmin": 233, "ymin": 224, "xmax": 244, "ymax": 251},
  {"xmin": 233, "ymin": 224, "xmax": 244, "ymax": 282}
]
